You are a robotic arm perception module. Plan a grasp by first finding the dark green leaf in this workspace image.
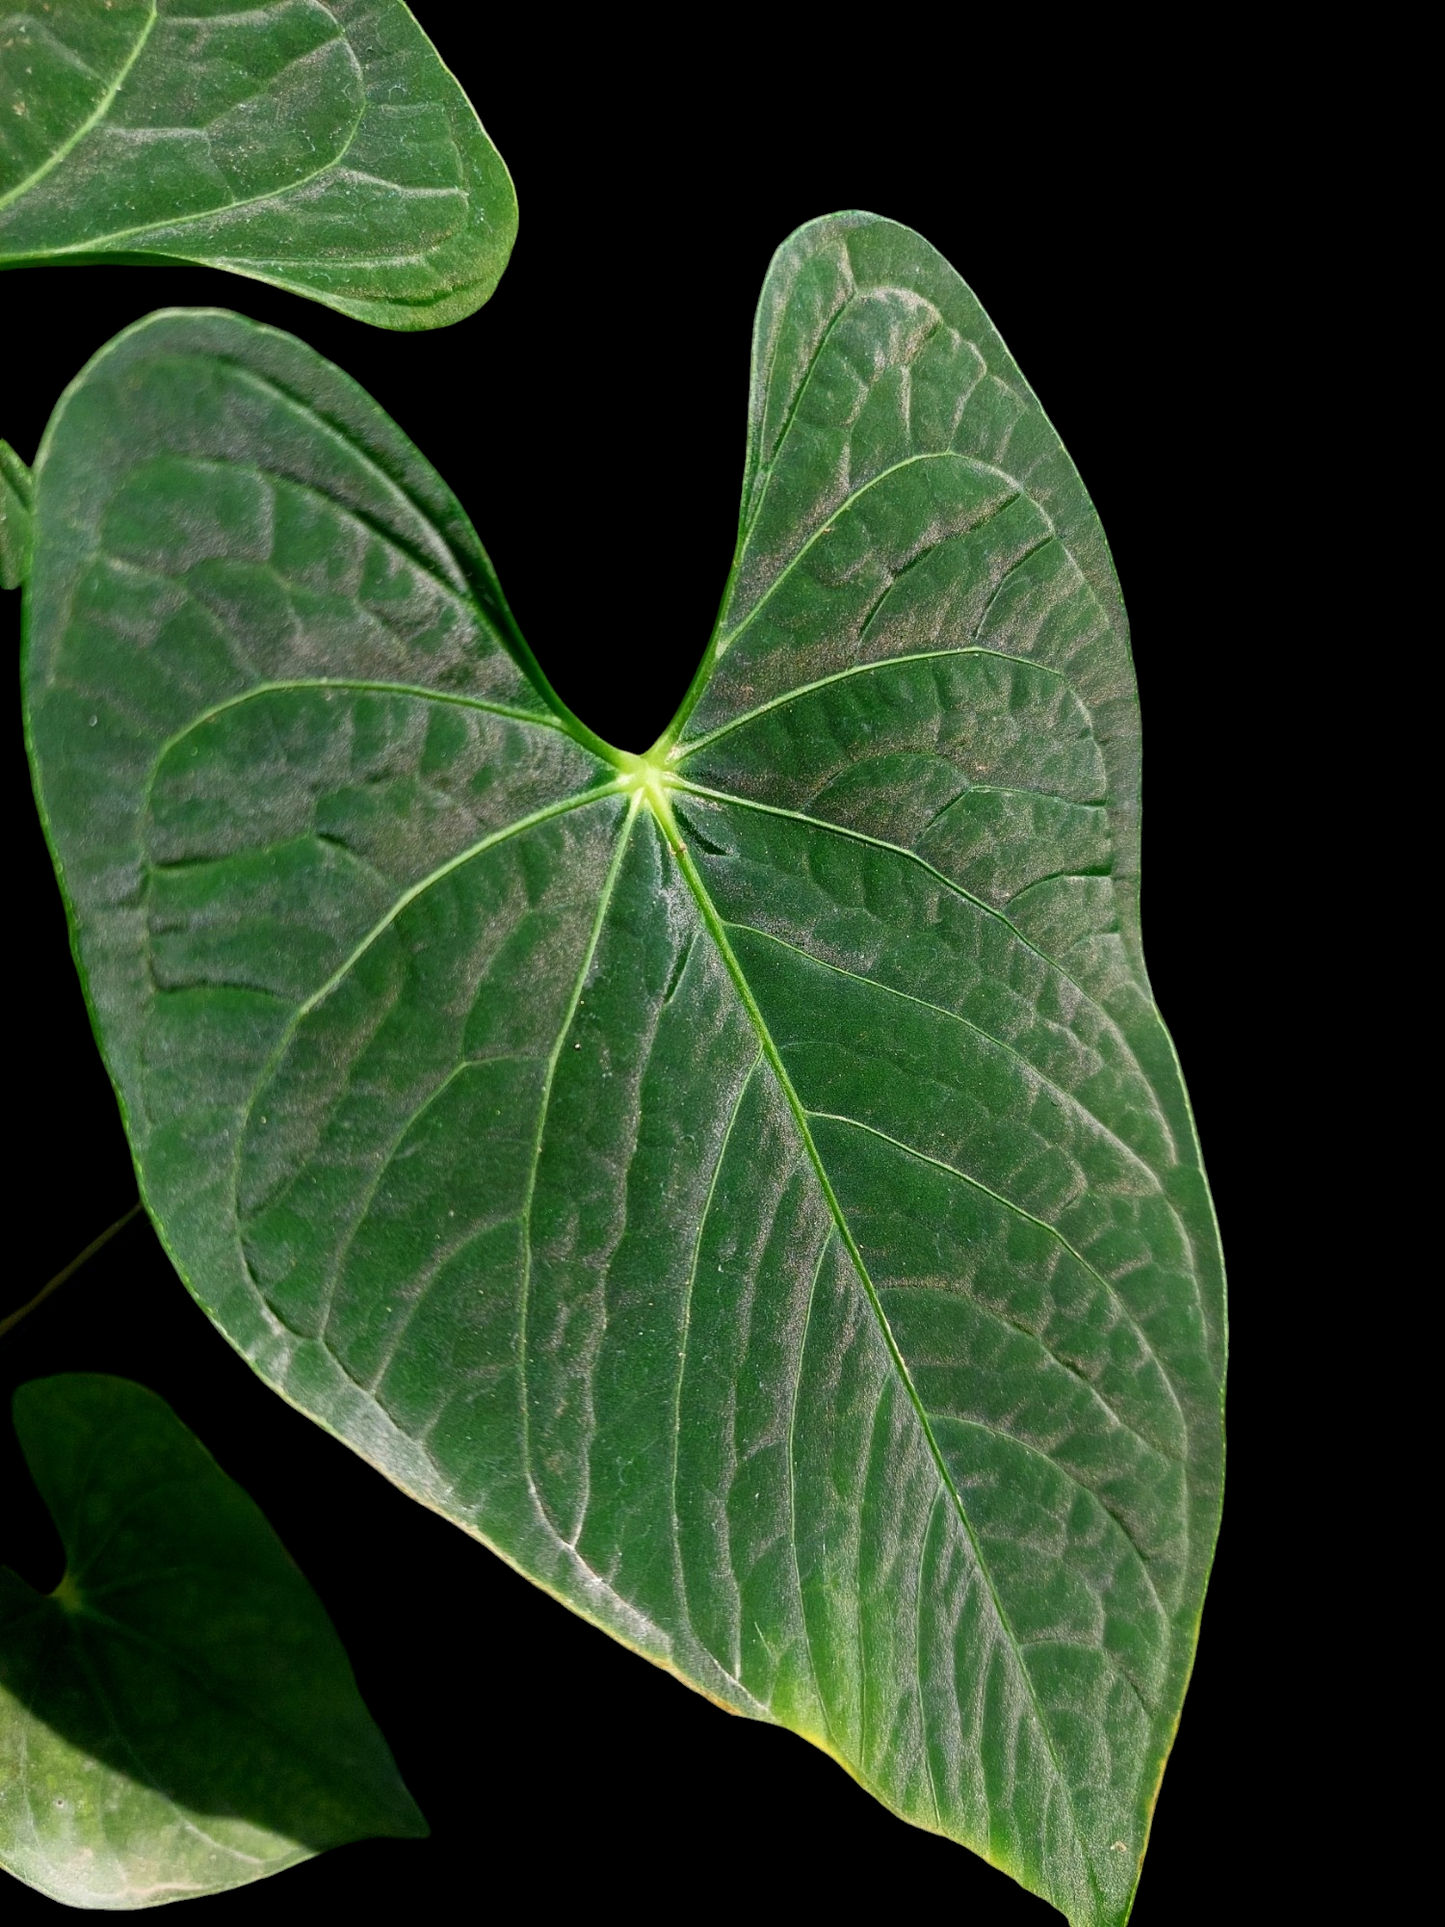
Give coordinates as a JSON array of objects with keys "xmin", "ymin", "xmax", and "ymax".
[
  {"xmin": 0, "ymin": 439, "xmax": 29, "ymax": 589},
  {"xmin": 0, "ymin": 1374, "xmax": 425, "ymax": 1907},
  {"xmin": 0, "ymin": 1, "xmax": 515, "ymax": 327},
  {"xmin": 20, "ymin": 215, "xmax": 1226, "ymax": 1925}
]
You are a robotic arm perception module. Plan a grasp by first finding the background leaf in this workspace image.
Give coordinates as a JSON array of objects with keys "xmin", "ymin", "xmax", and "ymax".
[
  {"xmin": 0, "ymin": 1374, "xmax": 425, "ymax": 1909},
  {"xmin": 0, "ymin": 1, "xmax": 516, "ymax": 327},
  {"xmin": 21, "ymin": 213, "xmax": 1224, "ymax": 1927},
  {"xmin": 0, "ymin": 439, "xmax": 30, "ymax": 590}
]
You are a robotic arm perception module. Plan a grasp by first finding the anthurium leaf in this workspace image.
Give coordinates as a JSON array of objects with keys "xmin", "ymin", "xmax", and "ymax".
[
  {"xmin": 20, "ymin": 214, "xmax": 1226, "ymax": 1925},
  {"xmin": 0, "ymin": 1, "xmax": 515, "ymax": 327},
  {"xmin": 0, "ymin": 1374, "xmax": 426, "ymax": 1908}
]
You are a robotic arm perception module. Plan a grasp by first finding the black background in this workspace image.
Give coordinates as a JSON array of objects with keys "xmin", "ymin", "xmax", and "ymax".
[{"xmin": 3, "ymin": 12, "xmax": 1289, "ymax": 1922}]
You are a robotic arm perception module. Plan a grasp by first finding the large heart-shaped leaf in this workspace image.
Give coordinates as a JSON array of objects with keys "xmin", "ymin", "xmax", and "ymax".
[
  {"xmin": 0, "ymin": 1, "xmax": 515, "ymax": 327},
  {"xmin": 19, "ymin": 215, "xmax": 1226, "ymax": 1924},
  {"xmin": 0, "ymin": 1375, "xmax": 425, "ymax": 1907}
]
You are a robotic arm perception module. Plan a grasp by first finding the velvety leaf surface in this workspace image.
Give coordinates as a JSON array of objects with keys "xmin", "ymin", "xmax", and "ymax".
[
  {"xmin": 0, "ymin": 1375, "xmax": 425, "ymax": 1908},
  {"xmin": 0, "ymin": 1, "xmax": 515, "ymax": 326},
  {"xmin": 20, "ymin": 215, "xmax": 1225, "ymax": 1925}
]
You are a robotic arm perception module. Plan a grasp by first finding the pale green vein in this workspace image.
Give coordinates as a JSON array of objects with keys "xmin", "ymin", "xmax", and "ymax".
[
  {"xmin": 671, "ymin": 1048, "xmax": 760, "ymax": 1671},
  {"xmin": 70, "ymin": 1602, "xmax": 373, "ymax": 1818},
  {"xmin": 786, "ymin": 1229, "xmax": 840, "ymax": 1746},
  {"xmin": 213, "ymin": 364, "xmax": 612, "ymax": 759},
  {"xmin": 676, "ymin": 778, "xmax": 1176, "ymax": 1167},
  {"xmin": 319, "ymin": 1058, "xmax": 475, "ymax": 1372},
  {"xmin": 716, "ymin": 457, "xmax": 1024, "ymax": 659},
  {"xmin": 673, "ymin": 778, "xmax": 1147, "ymax": 1076},
  {"xmin": 722, "ymin": 918, "xmax": 1164, "ymax": 1183},
  {"xmin": 146, "ymin": 679, "xmax": 565, "ymax": 787},
  {"xmin": 852, "ymin": 486, "xmax": 1015, "ymax": 644},
  {"xmin": 938, "ymin": 1417, "xmax": 1170, "ymax": 1635},
  {"xmin": 742, "ymin": 278, "xmax": 861, "ymax": 531},
  {"xmin": 67, "ymin": 1566, "xmax": 215, "ymax": 1604},
  {"xmin": 517, "ymin": 797, "xmax": 639, "ymax": 1548},
  {"xmin": 879, "ymin": 1284, "xmax": 1175, "ymax": 1466},
  {"xmin": 670, "ymin": 830, "xmax": 1101, "ymax": 1913},
  {"xmin": 229, "ymin": 786, "xmax": 619, "ymax": 1236},
  {"xmin": 61, "ymin": 383, "xmax": 473, "ymax": 625},
  {"xmin": 224, "ymin": 366, "xmax": 476, "ymax": 598},
  {"xmin": 673, "ymin": 645, "xmax": 1077, "ymax": 761},
  {"xmin": 965, "ymin": 529, "xmax": 1060, "ymax": 651},
  {"xmin": 806, "ymin": 1110, "xmax": 1189, "ymax": 1436},
  {"xmin": 0, "ymin": 5, "xmax": 159, "ymax": 214},
  {"xmin": 916, "ymin": 1491, "xmax": 945, "ymax": 1830},
  {"xmin": 4, "ymin": 32, "xmax": 370, "ymax": 260}
]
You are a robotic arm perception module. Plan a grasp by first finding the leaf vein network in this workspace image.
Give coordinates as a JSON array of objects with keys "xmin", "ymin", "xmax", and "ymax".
[
  {"xmin": 720, "ymin": 917, "xmax": 1163, "ymax": 1185},
  {"xmin": 674, "ymin": 644, "xmax": 1079, "ymax": 760},
  {"xmin": 226, "ymin": 788, "xmax": 615, "ymax": 1241},
  {"xmin": 674, "ymin": 780, "xmax": 1113, "ymax": 1025},
  {"xmin": 0, "ymin": 5, "xmax": 160, "ymax": 214},
  {"xmin": 717, "ymin": 456, "xmax": 1028, "ymax": 658},
  {"xmin": 319, "ymin": 1058, "xmax": 477, "ymax": 1375},
  {"xmin": 802, "ymin": 1110, "xmax": 1188, "ymax": 1435},
  {"xmin": 786, "ymin": 1229, "xmax": 841, "ymax": 1744},
  {"xmin": 7, "ymin": 30, "xmax": 372, "ymax": 260},
  {"xmin": 741, "ymin": 270, "xmax": 860, "ymax": 528},
  {"xmin": 516, "ymin": 801, "xmax": 639, "ymax": 1548},
  {"xmin": 670, "ymin": 831, "xmax": 1099, "ymax": 1898},
  {"xmin": 669, "ymin": 1049, "xmax": 762, "ymax": 1672},
  {"xmin": 143, "ymin": 681, "xmax": 564, "ymax": 799},
  {"xmin": 941, "ymin": 1418, "xmax": 1170, "ymax": 1631}
]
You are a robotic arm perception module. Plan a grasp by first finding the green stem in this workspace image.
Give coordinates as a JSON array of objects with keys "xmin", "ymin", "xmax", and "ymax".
[{"xmin": 0, "ymin": 1202, "xmax": 143, "ymax": 1339}]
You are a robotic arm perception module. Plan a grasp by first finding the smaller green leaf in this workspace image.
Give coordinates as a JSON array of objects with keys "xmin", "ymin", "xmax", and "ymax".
[
  {"xmin": 0, "ymin": 1374, "xmax": 426, "ymax": 1909},
  {"xmin": 0, "ymin": 440, "xmax": 30, "ymax": 590},
  {"xmin": 0, "ymin": 2, "xmax": 517, "ymax": 328}
]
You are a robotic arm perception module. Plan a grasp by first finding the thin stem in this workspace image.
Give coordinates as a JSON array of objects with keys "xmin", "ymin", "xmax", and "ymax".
[{"xmin": 0, "ymin": 1202, "xmax": 143, "ymax": 1340}]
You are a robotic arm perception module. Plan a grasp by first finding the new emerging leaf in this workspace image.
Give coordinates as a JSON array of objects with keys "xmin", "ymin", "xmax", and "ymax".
[
  {"xmin": 0, "ymin": 1, "xmax": 516, "ymax": 327},
  {"xmin": 19, "ymin": 216, "xmax": 1226, "ymax": 1924}
]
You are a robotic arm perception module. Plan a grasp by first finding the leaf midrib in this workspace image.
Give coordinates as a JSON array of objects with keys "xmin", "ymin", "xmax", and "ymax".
[
  {"xmin": 203, "ymin": 732, "xmax": 1168, "ymax": 1876},
  {"xmin": 655, "ymin": 793, "xmax": 1103, "ymax": 1910},
  {"xmin": 201, "ymin": 719, "xmax": 1184, "ymax": 1653},
  {"xmin": 673, "ymin": 776, "xmax": 1141, "ymax": 1036},
  {"xmin": 804, "ymin": 1110, "xmax": 1186, "ymax": 1446},
  {"xmin": 131, "ymin": 595, "xmax": 1177, "ymax": 1897},
  {"xmin": 724, "ymin": 917, "xmax": 1163, "ymax": 1189}
]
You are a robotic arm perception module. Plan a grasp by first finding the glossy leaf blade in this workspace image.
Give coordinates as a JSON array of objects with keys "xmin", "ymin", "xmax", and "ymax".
[
  {"xmin": 21, "ymin": 217, "xmax": 1225, "ymax": 1926},
  {"xmin": 0, "ymin": 1375, "xmax": 425, "ymax": 1908},
  {"xmin": 0, "ymin": 1, "xmax": 516, "ymax": 327}
]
